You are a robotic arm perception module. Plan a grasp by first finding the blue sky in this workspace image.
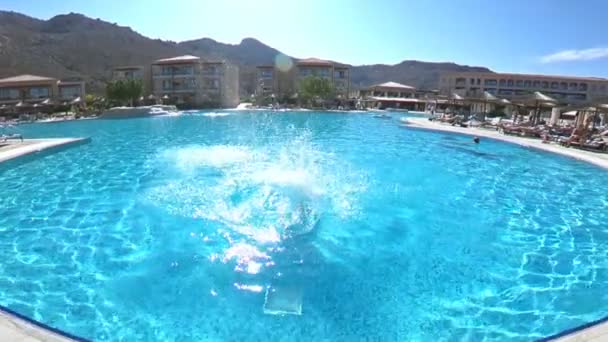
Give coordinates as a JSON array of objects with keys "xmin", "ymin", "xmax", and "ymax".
[{"xmin": 2, "ymin": 0, "xmax": 608, "ymax": 77}]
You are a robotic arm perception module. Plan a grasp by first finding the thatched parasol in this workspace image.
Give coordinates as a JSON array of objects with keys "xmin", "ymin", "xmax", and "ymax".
[{"xmin": 522, "ymin": 91, "xmax": 557, "ymax": 125}]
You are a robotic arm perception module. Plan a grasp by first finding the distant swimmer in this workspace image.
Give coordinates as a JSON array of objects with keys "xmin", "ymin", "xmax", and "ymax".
[{"xmin": 473, "ymin": 136, "xmax": 480, "ymax": 144}]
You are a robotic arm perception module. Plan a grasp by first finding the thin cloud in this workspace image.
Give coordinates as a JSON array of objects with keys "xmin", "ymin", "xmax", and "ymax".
[{"xmin": 541, "ymin": 47, "xmax": 608, "ymax": 63}]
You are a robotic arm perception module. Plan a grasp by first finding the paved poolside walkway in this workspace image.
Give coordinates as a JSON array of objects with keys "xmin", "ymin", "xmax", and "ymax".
[
  {"xmin": 403, "ymin": 117, "xmax": 608, "ymax": 170},
  {"xmin": 0, "ymin": 138, "xmax": 88, "ymax": 164},
  {"xmin": 550, "ymin": 322, "xmax": 608, "ymax": 342},
  {"xmin": 0, "ymin": 308, "xmax": 76, "ymax": 341}
]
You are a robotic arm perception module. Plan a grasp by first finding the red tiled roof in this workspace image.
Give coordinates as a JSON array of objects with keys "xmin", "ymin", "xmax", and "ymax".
[
  {"xmin": 446, "ymin": 71, "xmax": 608, "ymax": 82},
  {"xmin": 0, "ymin": 74, "xmax": 57, "ymax": 84},
  {"xmin": 297, "ymin": 58, "xmax": 333, "ymax": 66},
  {"xmin": 153, "ymin": 55, "xmax": 200, "ymax": 65},
  {"xmin": 370, "ymin": 81, "xmax": 416, "ymax": 90}
]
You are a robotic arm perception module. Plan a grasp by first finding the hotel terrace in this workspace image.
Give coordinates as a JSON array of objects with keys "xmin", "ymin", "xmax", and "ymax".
[
  {"xmin": 255, "ymin": 58, "xmax": 351, "ymax": 100},
  {"xmin": 151, "ymin": 55, "xmax": 239, "ymax": 108},
  {"xmin": 0, "ymin": 74, "xmax": 86, "ymax": 108},
  {"xmin": 359, "ymin": 81, "xmax": 422, "ymax": 110},
  {"xmin": 440, "ymin": 71, "xmax": 608, "ymax": 104}
]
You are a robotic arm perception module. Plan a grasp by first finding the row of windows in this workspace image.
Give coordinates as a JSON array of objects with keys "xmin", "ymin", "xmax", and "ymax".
[
  {"xmin": 115, "ymin": 71, "xmax": 143, "ymax": 79},
  {"xmin": 59, "ymin": 86, "xmax": 81, "ymax": 99},
  {"xmin": 454, "ymin": 77, "xmax": 601, "ymax": 92},
  {"xmin": 160, "ymin": 66, "xmax": 195, "ymax": 76},
  {"xmin": 480, "ymin": 88, "xmax": 587, "ymax": 101},
  {"xmin": 259, "ymin": 70, "xmax": 273, "ymax": 79},
  {"xmin": 162, "ymin": 79, "xmax": 197, "ymax": 90},
  {"xmin": 29, "ymin": 87, "xmax": 50, "ymax": 98},
  {"xmin": 0, "ymin": 88, "xmax": 19, "ymax": 99},
  {"xmin": 371, "ymin": 91, "xmax": 414, "ymax": 98},
  {"xmin": 299, "ymin": 68, "xmax": 331, "ymax": 77}
]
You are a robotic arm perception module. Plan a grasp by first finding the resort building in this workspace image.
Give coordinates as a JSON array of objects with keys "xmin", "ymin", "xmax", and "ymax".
[
  {"xmin": 439, "ymin": 71, "xmax": 608, "ymax": 103},
  {"xmin": 151, "ymin": 55, "xmax": 239, "ymax": 108},
  {"xmin": 295, "ymin": 58, "xmax": 350, "ymax": 98},
  {"xmin": 255, "ymin": 58, "xmax": 351, "ymax": 101},
  {"xmin": 112, "ymin": 66, "xmax": 146, "ymax": 81},
  {"xmin": 57, "ymin": 79, "xmax": 86, "ymax": 102},
  {"xmin": 359, "ymin": 82, "xmax": 424, "ymax": 110},
  {"xmin": 0, "ymin": 74, "xmax": 86, "ymax": 106},
  {"xmin": 112, "ymin": 65, "xmax": 151, "ymax": 95}
]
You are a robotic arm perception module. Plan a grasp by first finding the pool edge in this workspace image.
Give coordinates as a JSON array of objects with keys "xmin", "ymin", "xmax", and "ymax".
[
  {"xmin": 402, "ymin": 118, "xmax": 608, "ymax": 170},
  {"xmin": 0, "ymin": 138, "xmax": 91, "ymax": 165},
  {"xmin": 0, "ymin": 305, "xmax": 90, "ymax": 341}
]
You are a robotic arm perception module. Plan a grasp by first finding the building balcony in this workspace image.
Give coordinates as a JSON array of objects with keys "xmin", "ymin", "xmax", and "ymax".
[{"xmin": 159, "ymin": 87, "xmax": 197, "ymax": 93}]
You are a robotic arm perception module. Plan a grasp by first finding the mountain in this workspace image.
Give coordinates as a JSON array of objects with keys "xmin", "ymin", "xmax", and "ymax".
[
  {"xmin": 350, "ymin": 61, "xmax": 491, "ymax": 90},
  {"xmin": 0, "ymin": 10, "xmax": 492, "ymax": 95}
]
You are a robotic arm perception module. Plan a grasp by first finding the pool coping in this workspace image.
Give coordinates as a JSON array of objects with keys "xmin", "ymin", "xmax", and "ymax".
[
  {"xmin": 402, "ymin": 117, "xmax": 608, "ymax": 170},
  {"xmin": 0, "ymin": 138, "xmax": 91, "ymax": 164},
  {"xmin": 0, "ymin": 305, "xmax": 88, "ymax": 341}
]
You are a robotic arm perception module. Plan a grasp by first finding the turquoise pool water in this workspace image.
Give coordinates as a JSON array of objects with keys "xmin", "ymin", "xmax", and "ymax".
[{"xmin": 1, "ymin": 111, "xmax": 608, "ymax": 341}]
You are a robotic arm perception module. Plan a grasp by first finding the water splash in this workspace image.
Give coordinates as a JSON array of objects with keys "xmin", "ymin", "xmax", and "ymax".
[{"xmin": 144, "ymin": 133, "xmax": 367, "ymax": 275}]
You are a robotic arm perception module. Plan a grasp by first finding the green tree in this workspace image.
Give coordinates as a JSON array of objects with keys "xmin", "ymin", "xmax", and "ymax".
[
  {"xmin": 106, "ymin": 79, "xmax": 143, "ymax": 106},
  {"xmin": 299, "ymin": 76, "xmax": 335, "ymax": 107}
]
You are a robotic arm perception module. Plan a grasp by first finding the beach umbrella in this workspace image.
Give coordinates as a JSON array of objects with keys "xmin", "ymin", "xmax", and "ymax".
[
  {"xmin": 15, "ymin": 101, "xmax": 24, "ymax": 107},
  {"xmin": 41, "ymin": 98, "xmax": 52, "ymax": 105},
  {"xmin": 523, "ymin": 92, "xmax": 557, "ymax": 125},
  {"xmin": 147, "ymin": 94, "xmax": 156, "ymax": 100},
  {"xmin": 470, "ymin": 91, "xmax": 497, "ymax": 120},
  {"xmin": 71, "ymin": 97, "xmax": 82, "ymax": 104}
]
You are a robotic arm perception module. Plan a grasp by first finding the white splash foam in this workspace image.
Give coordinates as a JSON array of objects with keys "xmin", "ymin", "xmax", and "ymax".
[
  {"xmin": 202, "ymin": 112, "xmax": 231, "ymax": 118},
  {"xmin": 144, "ymin": 134, "xmax": 368, "ymax": 275},
  {"xmin": 162, "ymin": 145, "xmax": 255, "ymax": 172}
]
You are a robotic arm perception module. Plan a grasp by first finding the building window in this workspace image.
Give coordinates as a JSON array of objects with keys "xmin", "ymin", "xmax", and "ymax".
[
  {"xmin": 335, "ymin": 70, "xmax": 346, "ymax": 79},
  {"xmin": 541, "ymin": 81, "xmax": 549, "ymax": 89},
  {"xmin": 206, "ymin": 79, "xmax": 220, "ymax": 89},
  {"xmin": 550, "ymin": 82, "xmax": 558, "ymax": 89},
  {"xmin": 507, "ymin": 80, "xmax": 514, "ymax": 87},
  {"xmin": 204, "ymin": 66, "xmax": 217, "ymax": 75},
  {"xmin": 499, "ymin": 79, "xmax": 506, "ymax": 86},
  {"xmin": 469, "ymin": 78, "xmax": 475, "ymax": 85},
  {"xmin": 59, "ymin": 86, "xmax": 81, "ymax": 99},
  {"xmin": 260, "ymin": 70, "xmax": 273, "ymax": 79},
  {"xmin": 317, "ymin": 68, "xmax": 330, "ymax": 77},
  {"xmin": 29, "ymin": 87, "xmax": 49, "ymax": 99},
  {"xmin": 516, "ymin": 80, "xmax": 524, "ymax": 87},
  {"xmin": 579, "ymin": 83, "xmax": 588, "ymax": 91},
  {"xmin": 0, "ymin": 88, "xmax": 19, "ymax": 99},
  {"xmin": 569, "ymin": 83, "xmax": 578, "ymax": 91},
  {"xmin": 600, "ymin": 85, "xmax": 606, "ymax": 92},
  {"xmin": 162, "ymin": 80, "xmax": 171, "ymax": 90},
  {"xmin": 524, "ymin": 80, "xmax": 531, "ymax": 88},
  {"xmin": 484, "ymin": 79, "xmax": 497, "ymax": 86},
  {"xmin": 560, "ymin": 82, "xmax": 567, "ymax": 90}
]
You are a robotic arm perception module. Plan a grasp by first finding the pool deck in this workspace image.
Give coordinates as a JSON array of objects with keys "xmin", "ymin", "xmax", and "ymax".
[
  {"xmin": 0, "ymin": 138, "xmax": 89, "ymax": 164},
  {"xmin": 548, "ymin": 321, "xmax": 608, "ymax": 342},
  {"xmin": 0, "ymin": 308, "xmax": 77, "ymax": 341},
  {"xmin": 403, "ymin": 117, "xmax": 608, "ymax": 170}
]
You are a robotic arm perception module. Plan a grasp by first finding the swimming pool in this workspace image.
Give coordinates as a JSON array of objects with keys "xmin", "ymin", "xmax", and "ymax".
[{"xmin": 1, "ymin": 111, "xmax": 607, "ymax": 340}]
